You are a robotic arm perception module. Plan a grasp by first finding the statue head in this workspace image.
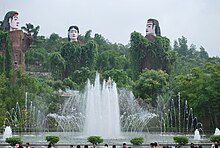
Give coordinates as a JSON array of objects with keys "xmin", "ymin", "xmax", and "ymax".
[
  {"xmin": 146, "ymin": 18, "xmax": 161, "ymax": 36},
  {"xmin": 68, "ymin": 25, "xmax": 79, "ymax": 42},
  {"xmin": 2, "ymin": 11, "xmax": 19, "ymax": 31}
]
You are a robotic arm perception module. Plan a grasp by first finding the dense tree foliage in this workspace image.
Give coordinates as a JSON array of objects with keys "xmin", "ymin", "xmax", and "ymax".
[
  {"xmin": 60, "ymin": 40, "xmax": 97, "ymax": 78},
  {"xmin": 102, "ymin": 69, "xmax": 133, "ymax": 89},
  {"xmin": 174, "ymin": 60, "xmax": 220, "ymax": 128},
  {"xmin": 71, "ymin": 67, "xmax": 96, "ymax": 90},
  {"xmin": 21, "ymin": 23, "xmax": 40, "ymax": 39},
  {"xmin": 96, "ymin": 50, "xmax": 127, "ymax": 72},
  {"xmin": 49, "ymin": 52, "xmax": 65, "ymax": 80},
  {"xmin": 133, "ymin": 69, "xmax": 169, "ymax": 107},
  {"xmin": 130, "ymin": 32, "xmax": 177, "ymax": 79},
  {"xmin": 0, "ymin": 23, "xmax": 219, "ymax": 131}
]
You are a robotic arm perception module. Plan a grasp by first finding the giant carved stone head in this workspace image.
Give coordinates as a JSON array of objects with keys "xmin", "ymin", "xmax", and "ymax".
[
  {"xmin": 146, "ymin": 18, "xmax": 161, "ymax": 36},
  {"xmin": 68, "ymin": 25, "xmax": 79, "ymax": 42},
  {"xmin": 2, "ymin": 11, "xmax": 19, "ymax": 31}
]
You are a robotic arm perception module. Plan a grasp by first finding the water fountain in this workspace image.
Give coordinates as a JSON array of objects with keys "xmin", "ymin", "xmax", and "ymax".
[
  {"xmin": 48, "ymin": 73, "xmax": 156, "ymax": 139},
  {"xmin": 194, "ymin": 129, "xmax": 201, "ymax": 140},
  {"xmin": 214, "ymin": 128, "xmax": 220, "ymax": 135},
  {"xmin": 3, "ymin": 93, "xmax": 46, "ymax": 135},
  {"xmin": 1, "ymin": 73, "xmax": 207, "ymax": 144},
  {"xmin": 2, "ymin": 126, "xmax": 12, "ymax": 140},
  {"xmin": 83, "ymin": 76, "xmax": 121, "ymax": 138}
]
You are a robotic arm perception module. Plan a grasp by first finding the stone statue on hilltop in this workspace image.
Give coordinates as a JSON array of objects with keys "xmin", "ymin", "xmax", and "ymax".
[
  {"xmin": 130, "ymin": 18, "xmax": 176, "ymax": 79},
  {"xmin": 68, "ymin": 25, "xmax": 79, "ymax": 42},
  {"xmin": 2, "ymin": 11, "xmax": 19, "ymax": 31},
  {"xmin": 60, "ymin": 25, "xmax": 98, "ymax": 78},
  {"xmin": 1, "ymin": 11, "xmax": 32, "ymax": 70},
  {"xmin": 145, "ymin": 18, "xmax": 161, "ymax": 41}
]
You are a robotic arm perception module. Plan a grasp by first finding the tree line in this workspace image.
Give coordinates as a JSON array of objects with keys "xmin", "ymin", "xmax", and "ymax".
[{"xmin": 0, "ymin": 23, "xmax": 219, "ymax": 131}]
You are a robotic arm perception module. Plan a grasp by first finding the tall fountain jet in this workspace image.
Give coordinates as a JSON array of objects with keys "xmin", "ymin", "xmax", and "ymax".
[
  {"xmin": 83, "ymin": 74, "xmax": 121, "ymax": 138},
  {"xmin": 47, "ymin": 73, "xmax": 155, "ymax": 140}
]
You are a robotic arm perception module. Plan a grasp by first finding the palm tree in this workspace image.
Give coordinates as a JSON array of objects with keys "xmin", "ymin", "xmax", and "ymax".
[{"xmin": 21, "ymin": 23, "xmax": 40, "ymax": 39}]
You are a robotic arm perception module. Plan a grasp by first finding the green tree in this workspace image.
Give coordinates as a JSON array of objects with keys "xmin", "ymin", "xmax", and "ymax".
[
  {"xmin": 25, "ymin": 48, "xmax": 48, "ymax": 71},
  {"xmin": 174, "ymin": 60, "xmax": 220, "ymax": 128},
  {"xmin": 96, "ymin": 50, "xmax": 127, "ymax": 72},
  {"xmin": 130, "ymin": 32, "xmax": 149, "ymax": 79},
  {"xmin": 63, "ymin": 77, "xmax": 78, "ymax": 90},
  {"xmin": 133, "ymin": 69, "xmax": 169, "ymax": 107},
  {"xmin": 60, "ymin": 42, "xmax": 81, "ymax": 77},
  {"xmin": 173, "ymin": 36, "xmax": 209, "ymax": 60},
  {"xmin": 84, "ymin": 30, "xmax": 92, "ymax": 42},
  {"xmin": 102, "ymin": 69, "xmax": 133, "ymax": 89},
  {"xmin": 71, "ymin": 67, "xmax": 96, "ymax": 89},
  {"xmin": 21, "ymin": 23, "xmax": 40, "ymax": 39},
  {"xmin": 45, "ymin": 33, "xmax": 63, "ymax": 52},
  {"xmin": 174, "ymin": 36, "xmax": 188, "ymax": 56},
  {"xmin": 0, "ymin": 74, "xmax": 7, "ymax": 99},
  {"xmin": 0, "ymin": 74, "xmax": 8, "ymax": 125},
  {"xmin": 199, "ymin": 46, "xmax": 209, "ymax": 59},
  {"xmin": 81, "ymin": 40, "xmax": 98, "ymax": 69},
  {"xmin": 94, "ymin": 34, "xmax": 107, "ymax": 48},
  {"xmin": 60, "ymin": 40, "xmax": 98, "ymax": 78},
  {"xmin": 49, "ymin": 52, "xmax": 65, "ymax": 80},
  {"xmin": 130, "ymin": 32, "xmax": 176, "ymax": 79},
  {"xmin": 0, "ymin": 31, "xmax": 12, "ymax": 77},
  {"xmin": 170, "ymin": 38, "xmax": 209, "ymax": 81}
]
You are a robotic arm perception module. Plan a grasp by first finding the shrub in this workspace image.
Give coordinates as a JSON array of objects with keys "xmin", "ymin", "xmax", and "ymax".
[
  {"xmin": 130, "ymin": 137, "xmax": 144, "ymax": 145},
  {"xmin": 46, "ymin": 136, "xmax": 60, "ymax": 144},
  {"xmin": 5, "ymin": 137, "xmax": 23, "ymax": 146},
  {"xmin": 173, "ymin": 136, "xmax": 188, "ymax": 145},
  {"xmin": 210, "ymin": 135, "xmax": 220, "ymax": 143},
  {"xmin": 87, "ymin": 136, "xmax": 103, "ymax": 144}
]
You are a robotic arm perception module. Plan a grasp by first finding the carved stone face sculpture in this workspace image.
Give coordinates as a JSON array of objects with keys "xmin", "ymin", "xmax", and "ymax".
[
  {"xmin": 9, "ymin": 14, "xmax": 19, "ymax": 31},
  {"xmin": 146, "ymin": 20, "xmax": 155, "ymax": 36},
  {"xmin": 146, "ymin": 19, "xmax": 161, "ymax": 36},
  {"xmin": 2, "ymin": 11, "xmax": 19, "ymax": 31},
  {"xmin": 68, "ymin": 26, "xmax": 79, "ymax": 42}
]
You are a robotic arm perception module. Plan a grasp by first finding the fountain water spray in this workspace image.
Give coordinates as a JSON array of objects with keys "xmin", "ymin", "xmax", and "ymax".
[
  {"xmin": 194, "ymin": 129, "xmax": 201, "ymax": 140},
  {"xmin": 48, "ymin": 73, "xmax": 156, "ymax": 138},
  {"xmin": 83, "ymin": 74, "xmax": 121, "ymax": 138},
  {"xmin": 214, "ymin": 128, "xmax": 220, "ymax": 135},
  {"xmin": 3, "ymin": 126, "xmax": 12, "ymax": 140}
]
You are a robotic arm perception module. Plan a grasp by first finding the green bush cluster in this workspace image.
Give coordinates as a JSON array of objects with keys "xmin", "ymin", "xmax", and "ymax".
[
  {"xmin": 210, "ymin": 135, "xmax": 220, "ymax": 143},
  {"xmin": 87, "ymin": 136, "xmax": 103, "ymax": 144},
  {"xmin": 173, "ymin": 136, "xmax": 188, "ymax": 145},
  {"xmin": 5, "ymin": 137, "xmax": 23, "ymax": 146},
  {"xmin": 45, "ymin": 135, "xmax": 60, "ymax": 144},
  {"xmin": 130, "ymin": 137, "xmax": 144, "ymax": 145}
]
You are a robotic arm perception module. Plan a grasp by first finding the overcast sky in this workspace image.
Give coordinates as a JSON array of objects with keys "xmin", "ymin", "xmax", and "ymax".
[{"xmin": 1, "ymin": 0, "xmax": 220, "ymax": 57}]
